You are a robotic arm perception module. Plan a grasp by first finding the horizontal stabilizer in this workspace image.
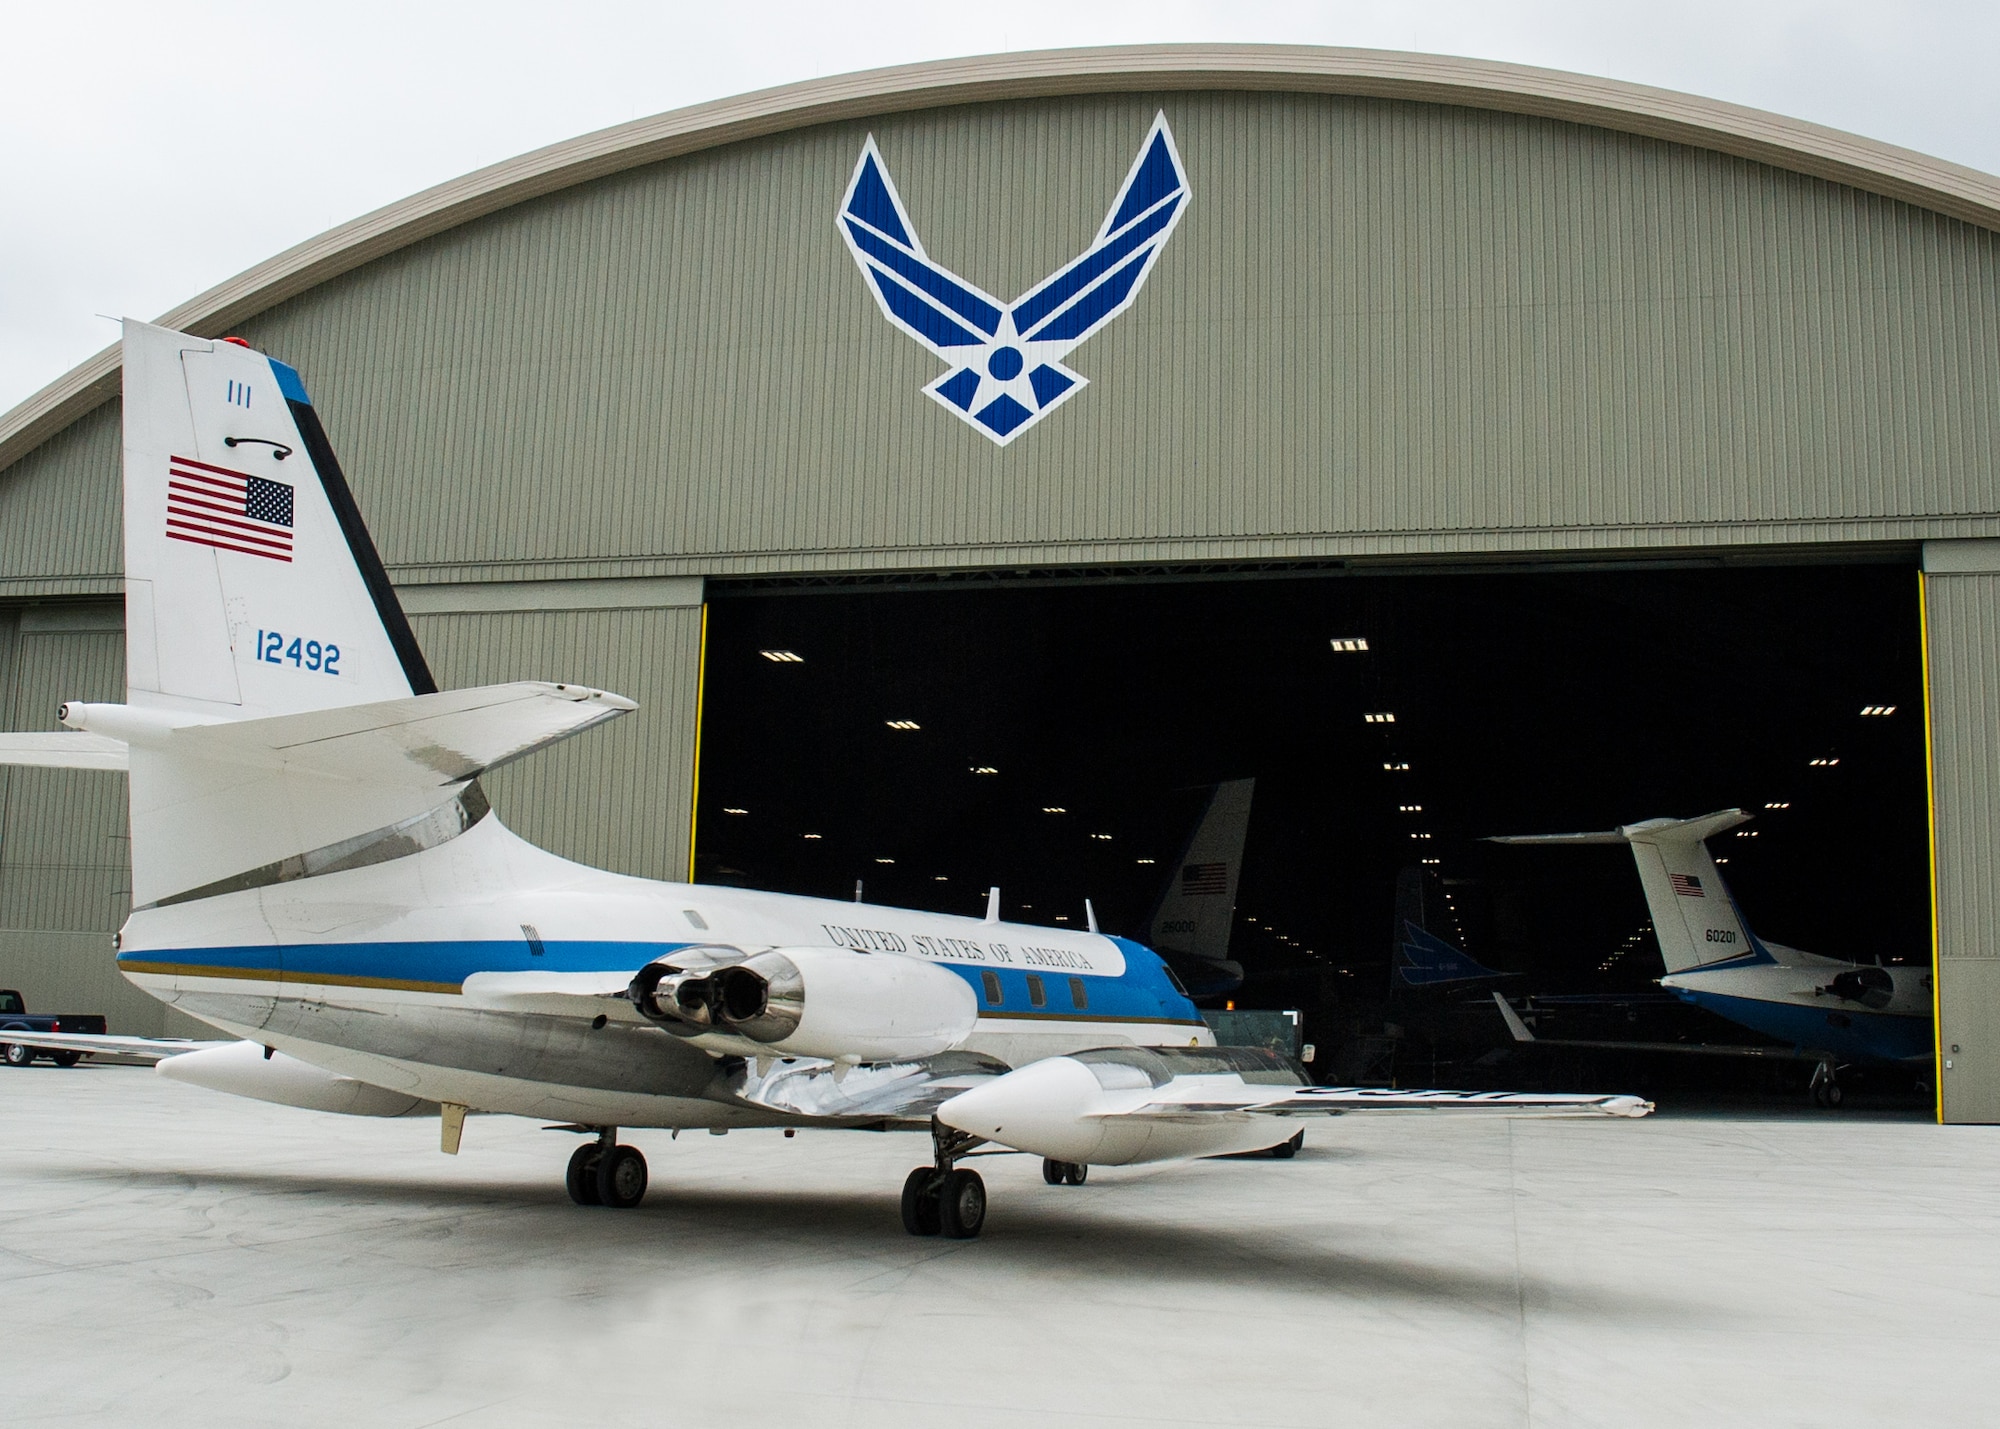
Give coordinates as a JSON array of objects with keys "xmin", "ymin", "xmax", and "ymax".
[
  {"xmin": 0, "ymin": 1029, "xmax": 230, "ymax": 1061},
  {"xmin": 1487, "ymin": 810, "xmax": 1751, "ymax": 846},
  {"xmin": 0, "ymin": 732, "xmax": 129, "ymax": 770},
  {"xmin": 165, "ymin": 681, "xmax": 636, "ymax": 786}
]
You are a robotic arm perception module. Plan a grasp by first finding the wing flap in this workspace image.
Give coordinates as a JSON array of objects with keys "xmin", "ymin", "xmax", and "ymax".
[
  {"xmin": 729, "ymin": 1050, "xmax": 1012, "ymax": 1125},
  {"xmin": 1096, "ymin": 1086, "xmax": 1653, "ymax": 1120}
]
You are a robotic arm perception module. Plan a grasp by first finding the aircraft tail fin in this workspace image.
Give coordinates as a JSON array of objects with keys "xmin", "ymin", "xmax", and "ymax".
[
  {"xmin": 85, "ymin": 322, "xmax": 634, "ymax": 908},
  {"xmin": 1147, "ymin": 778, "xmax": 1253, "ymax": 988},
  {"xmin": 1489, "ymin": 811, "xmax": 1767, "ymax": 975},
  {"xmin": 1391, "ymin": 864, "xmax": 1507, "ymax": 990}
]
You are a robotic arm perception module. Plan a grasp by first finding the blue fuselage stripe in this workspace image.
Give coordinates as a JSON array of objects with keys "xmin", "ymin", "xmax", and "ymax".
[
  {"xmin": 120, "ymin": 937, "xmax": 1205, "ymax": 1024},
  {"xmin": 1676, "ymin": 988, "xmax": 1932, "ymax": 1063}
]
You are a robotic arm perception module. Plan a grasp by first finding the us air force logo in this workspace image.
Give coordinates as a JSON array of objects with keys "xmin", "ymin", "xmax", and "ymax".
[{"xmin": 837, "ymin": 113, "xmax": 1189, "ymax": 446}]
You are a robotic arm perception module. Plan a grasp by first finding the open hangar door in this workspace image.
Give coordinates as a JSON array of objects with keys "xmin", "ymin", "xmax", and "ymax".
[{"xmin": 692, "ymin": 558, "xmax": 1930, "ymax": 1109}]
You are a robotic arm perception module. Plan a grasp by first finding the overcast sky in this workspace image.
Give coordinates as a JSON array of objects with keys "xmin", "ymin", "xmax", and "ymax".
[{"xmin": 4, "ymin": 1, "xmax": 1997, "ymax": 415}]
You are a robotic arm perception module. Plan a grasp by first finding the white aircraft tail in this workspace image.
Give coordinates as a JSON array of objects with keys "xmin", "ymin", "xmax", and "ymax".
[
  {"xmin": 1489, "ymin": 811, "xmax": 1767, "ymax": 974},
  {"xmin": 0, "ymin": 321, "xmax": 635, "ymax": 908},
  {"xmin": 1148, "ymin": 778, "xmax": 1253, "ymax": 971}
]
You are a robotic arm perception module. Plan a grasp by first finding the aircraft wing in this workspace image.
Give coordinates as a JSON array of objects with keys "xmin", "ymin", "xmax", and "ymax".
[
  {"xmin": 0, "ymin": 1029, "xmax": 231, "ymax": 1061},
  {"xmin": 0, "ymin": 732, "xmax": 129, "ymax": 770},
  {"xmin": 1490, "ymin": 990, "xmax": 1812, "ymax": 1061},
  {"xmin": 1096, "ymin": 1084, "xmax": 1654, "ymax": 1121},
  {"xmin": 728, "ymin": 1051, "xmax": 1013, "ymax": 1126}
]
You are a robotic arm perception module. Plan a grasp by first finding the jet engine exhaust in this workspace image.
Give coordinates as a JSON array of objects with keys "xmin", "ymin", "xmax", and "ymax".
[{"xmin": 628, "ymin": 945, "xmax": 977, "ymax": 1061}]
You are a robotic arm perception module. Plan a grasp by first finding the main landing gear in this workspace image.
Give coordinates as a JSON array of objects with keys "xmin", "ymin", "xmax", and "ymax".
[
  {"xmin": 1042, "ymin": 1158, "xmax": 1088, "ymax": 1185},
  {"xmin": 1810, "ymin": 1060, "xmax": 1846, "ymax": 1110},
  {"xmin": 564, "ymin": 1127, "xmax": 649, "ymax": 1209},
  {"xmin": 902, "ymin": 1119, "xmax": 987, "ymax": 1239}
]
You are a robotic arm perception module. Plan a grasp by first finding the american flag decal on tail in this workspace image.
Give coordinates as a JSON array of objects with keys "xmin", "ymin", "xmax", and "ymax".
[
  {"xmin": 1181, "ymin": 862, "xmax": 1229, "ymax": 895},
  {"xmin": 166, "ymin": 456, "xmax": 294, "ymax": 562},
  {"xmin": 1670, "ymin": 873, "xmax": 1704, "ymax": 897}
]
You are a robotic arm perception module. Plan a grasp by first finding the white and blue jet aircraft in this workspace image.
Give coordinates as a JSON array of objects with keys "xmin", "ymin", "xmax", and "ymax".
[
  {"xmin": 0, "ymin": 322, "xmax": 1650, "ymax": 1237},
  {"xmin": 1489, "ymin": 812, "xmax": 1933, "ymax": 1106}
]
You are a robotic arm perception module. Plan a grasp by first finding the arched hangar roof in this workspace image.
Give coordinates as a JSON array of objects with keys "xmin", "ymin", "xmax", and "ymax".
[{"xmin": 6, "ymin": 42, "xmax": 2000, "ymax": 475}]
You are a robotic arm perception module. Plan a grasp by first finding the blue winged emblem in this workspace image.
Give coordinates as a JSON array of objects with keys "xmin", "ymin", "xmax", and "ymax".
[{"xmin": 837, "ymin": 113, "xmax": 1190, "ymax": 445}]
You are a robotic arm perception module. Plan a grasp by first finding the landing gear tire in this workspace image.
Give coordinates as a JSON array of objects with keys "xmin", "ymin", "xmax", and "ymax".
[
  {"xmin": 2, "ymin": 1042, "xmax": 33, "ymax": 1068},
  {"xmin": 901, "ymin": 1167, "xmax": 942, "ymax": 1236},
  {"xmin": 49, "ymin": 1050, "xmax": 81, "ymax": 1069},
  {"xmin": 596, "ymin": 1145, "xmax": 648, "ymax": 1209},
  {"xmin": 1815, "ymin": 1080, "xmax": 1845, "ymax": 1109},
  {"xmin": 1271, "ymin": 1130, "xmax": 1304, "ymax": 1159},
  {"xmin": 1042, "ymin": 1158, "xmax": 1088, "ymax": 1185},
  {"xmin": 566, "ymin": 1144, "xmax": 603, "ymax": 1206},
  {"xmin": 938, "ymin": 1169, "xmax": 987, "ymax": 1239}
]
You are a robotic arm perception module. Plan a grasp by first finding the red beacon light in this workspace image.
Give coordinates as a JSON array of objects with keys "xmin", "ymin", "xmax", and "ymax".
[{"xmin": 220, "ymin": 336, "xmax": 252, "ymax": 347}]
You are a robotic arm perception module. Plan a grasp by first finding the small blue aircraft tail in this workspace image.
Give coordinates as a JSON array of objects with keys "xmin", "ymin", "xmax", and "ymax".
[{"xmin": 1391, "ymin": 865, "xmax": 1509, "ymax": 991}]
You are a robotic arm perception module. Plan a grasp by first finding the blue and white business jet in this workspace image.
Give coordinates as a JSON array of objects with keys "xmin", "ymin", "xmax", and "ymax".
[
  {"xmin": 1489, "ymin": 812, "xmax": 1933, "ymax": 1107},
  {"xmin": 0, "ymin": 322, "xmax": 1649, "ymax": 1237}
]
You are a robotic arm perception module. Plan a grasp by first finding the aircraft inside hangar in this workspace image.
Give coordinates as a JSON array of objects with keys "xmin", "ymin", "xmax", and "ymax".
[{"xmin": 694, "ymin": 561, "xmax": 1930, "ymax": 1104}]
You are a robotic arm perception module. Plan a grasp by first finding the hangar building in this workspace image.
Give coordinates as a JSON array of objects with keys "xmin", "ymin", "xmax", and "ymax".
[{"xmin": 2, "ymin": 47, "xmax": 1997, "ymax": 1120}]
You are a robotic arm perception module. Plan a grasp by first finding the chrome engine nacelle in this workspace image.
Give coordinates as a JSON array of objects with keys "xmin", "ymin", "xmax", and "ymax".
[{"xmin": 629, "ymin": 945, "xmax": 977, "ymax": 1060}]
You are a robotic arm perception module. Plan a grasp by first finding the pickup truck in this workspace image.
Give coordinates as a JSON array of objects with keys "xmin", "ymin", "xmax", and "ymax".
[{"xmin": 0, "ymin": 990, "xmax": 108, "ymax": 1067}]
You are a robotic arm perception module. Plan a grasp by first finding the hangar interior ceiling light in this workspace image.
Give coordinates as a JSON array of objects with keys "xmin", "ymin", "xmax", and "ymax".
[
  {"xmin": 1861, "ymin": 705, "xmax": 1897, "ymax": 716},
  {"xmin": 1329, "ymin": 637, "xmax": 1369, "ymax": 652},
  {"xmin": 1422, "ymin": 857, "xmax": 1441, "ymax": 865},
  {"xmin": 1765, "ymin": 801, "xmax": 1791, "ymax": 809},
  {"xmin": 1364, "ymin": 712, "xmax": 1396, "ymax": 723},
  {"xmin": 802, "ymin": 833, "xmax": 822, "ymax": 840},
  {"xmin": 886, "ymin": 719, "xmax": 921, "ymax": 730},
  {"xmin": 722, "ymin": 807, "xmax": 748, "ymax": 815},
  {"xmin": 1399, "ymin": 804, "xmax": 1422, "ymax": 812},
  {"xmin": 1090, "ymin": 833, "xmax": 1113, "ymax": 841},
  {"xmin": 1810, "ymin": 756, "xmax": 1841, "ymax": 767},
  {"xmin": 969, "ymin": 765, "xmax": 998, "ymax": 775},
  {"xmin": 1383, "ymin": 761, "xmax": 1411, "ymax": 771},
  {"xmin": 1135, "ymin": 858, "xmax": 1154, "ymax": 865},
  {"xmin": 1041, "ymin": 806, "xmax": 1067, "ymax": 813},
  {"xmin": 759, "ymin": 650, "xmax": 803, "ymax": 663}
]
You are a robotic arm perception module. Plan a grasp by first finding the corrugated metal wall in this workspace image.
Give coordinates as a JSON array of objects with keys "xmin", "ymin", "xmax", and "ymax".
[
  {"xmin": 4, "ymin": 93, "xmax": 1999, "ymax": 587},
  {"xmin": 1925, "ymin": 549, "xmax": 2000, "ymax": 1121},
  {"xmin": 0, "ymin": 605, "xmax": 127, "ymax": 932},
  {"xmin": 0, "ymin": 603, "xmax": 190, "ymax": 1034},
  {"xmin": 409, "ymin": 604, "xmax": 703, "ymax": 880}
]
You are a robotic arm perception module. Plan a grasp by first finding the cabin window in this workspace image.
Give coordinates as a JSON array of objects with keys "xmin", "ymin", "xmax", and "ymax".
[
  {"xmin": 981, "ymin": 970, "xmax": 1002, "ymax": 1005},
  {"xmin": 1069, "ymin": 977, "xmax": 1088, "ymax": 1010},
  {"xmin": 1026, "ymin": 973, "xmax": 1046, "ymax": 1008}
]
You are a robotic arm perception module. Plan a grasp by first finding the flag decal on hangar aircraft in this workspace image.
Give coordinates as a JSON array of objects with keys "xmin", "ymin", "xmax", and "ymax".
[{"xmin": 837, "ymin": 113, "xmax": 1189, "ymax": 445}]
